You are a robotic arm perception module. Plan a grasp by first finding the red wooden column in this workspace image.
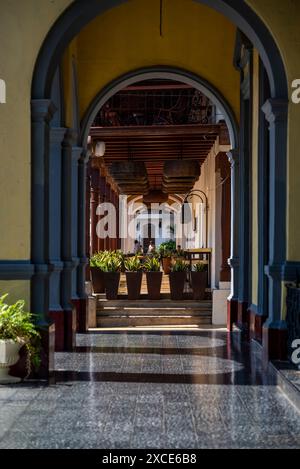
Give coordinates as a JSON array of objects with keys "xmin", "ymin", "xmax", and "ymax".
[
  {"xmin": 90, "ymin": 165, "xmax": 100, "ymax": 255},
  {"xmin": 115, "ymin": 190, "xmax": 121, "ymax": 250},
  {"xmin": 98, "ymin": 173, "xmax": 106, "ymax": 252},
  {"xmin": 85, "ymin": 162, "xmax": 92, "ymax": 280},
  {"xmin": 111, "ymin": 187, "xmax": 117, "ymax": 251},
  {"xmin": 105, "ymin": 182, "xmax": 111, "ymax": 250},
  {"xmin": 216, "ymin": 153, "xmax": 231, "ymax": 282}
]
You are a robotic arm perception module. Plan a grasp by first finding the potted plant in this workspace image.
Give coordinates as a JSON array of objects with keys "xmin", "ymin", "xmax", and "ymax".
[
  {"xmin": 169, "ymin": 260, "xmax": 189, "ymax": 300},
  {"xmin": 144, "ymin": 256, "xmax": 163, "ymax": 300},
  {"xmin": 90, "ymin": 251, "xmax": 108, "ymax": 293},
  {"xmin": 102, "ymin": 252, "xmax": 122, "ymax": 300},
  {"xmin": 159, "ymin": 241, "xmax": 176, "ymax": 275},
  {"xmin": 0, "ymin": 294, "xmax": 41, "ymax": 384},
  {"xmin": 191, "ymin": 262, "xmax": 208, "ymax": 300},
  {"xmin": 124, "ymin": 256, "xmax": 143, "ymax": 300}
]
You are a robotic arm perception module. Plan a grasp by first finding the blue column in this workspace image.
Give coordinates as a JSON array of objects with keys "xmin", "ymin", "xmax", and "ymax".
[
  {"xmin": 31, "ymin": 99, "xmax": 56, "ymax": 325},
  {"xmin": 262, "ymin": 99, "xmax": 288, "ymax": 341},
  {"xmin": 61, "ymin": 129, "xmax": 82, "ymax": 350},
  {"xmin": 227, "ymin": 150, "xmax": 240, "ymax": 303},
  {"xmin": 48, "ymin": 127, "xmax": 66, "ymax": 312},
  {"xmin": 77, "ymin": 150, "xmax": 90, "ymax": 299}
]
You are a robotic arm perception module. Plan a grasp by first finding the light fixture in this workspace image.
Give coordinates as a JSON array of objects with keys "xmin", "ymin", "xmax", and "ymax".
[{"xmin": 95, "ymin": 141, "xmax": 106, "ymax": 157}]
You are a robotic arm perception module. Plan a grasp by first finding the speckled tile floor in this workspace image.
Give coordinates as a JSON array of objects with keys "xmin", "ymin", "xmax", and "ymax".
[{"xmin": 0, "ymin": 330, "xmax": 299, "ymax": 449}]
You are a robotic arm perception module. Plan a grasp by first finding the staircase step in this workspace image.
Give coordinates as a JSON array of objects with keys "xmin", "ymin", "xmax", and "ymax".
[
  {"xmin": 97, "ymin": 299, "xmax": 212, "ymax": 309},
  {"xmin": 97, "ymin": 307, "xmax": 212, "ymax": 316},
  {"xmin": 96, "ymin": 315, "xmax": 211, "ymax": 327}
]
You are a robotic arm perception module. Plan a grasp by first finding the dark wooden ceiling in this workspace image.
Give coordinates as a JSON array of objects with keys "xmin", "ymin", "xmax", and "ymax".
[
  {"xmin": 90, "ymin": 80, "xmax": 230, "ymax": 191},
  {"xmin": 90, "ymin": 124, "xmax": 227, "ymax": 188}
]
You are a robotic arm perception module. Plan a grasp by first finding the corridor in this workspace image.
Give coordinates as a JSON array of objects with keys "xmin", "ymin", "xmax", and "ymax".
[{"xmin": 0, "ymin": 330, "xmax": 299, "ymax": 449}]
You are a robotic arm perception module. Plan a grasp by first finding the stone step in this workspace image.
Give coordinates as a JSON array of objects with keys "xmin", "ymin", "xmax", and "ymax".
[
  {"xmin": 97, "ymin": 307, "xmax": 212, "ymax": 316},
  {"xmin": 97, "ymin": 299, "xmax": 212, "ymax": 309},
  {"xmin": 96, "ymin": 315, "xmax": 212, "ymax": 327}
]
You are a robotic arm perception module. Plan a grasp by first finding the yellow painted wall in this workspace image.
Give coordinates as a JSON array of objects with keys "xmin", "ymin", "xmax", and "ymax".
[
  {"xmin": 62, "ymin": 37, "xmax": 79, "ymax": 129},
  {"xmin": 0, "ymin": 281, "xmax": 30, "ymax": 308},
  {"xmin": 251, "ymin": 50, "xmax": 259, "ymax": 307},
  {"xmin": 76, "ymin": 0, "xmax": 240, "ymax": 121},
  {"xmin": 0, "ymin": 0, "xmax": 70, "ymax": 260},
  {"xmin": 0, "ymin": 0, "xmax": 299, "ymax": 308},
  {"xmin": 246, "ymin": 0, "xmax": 300, "ymax": 260}
]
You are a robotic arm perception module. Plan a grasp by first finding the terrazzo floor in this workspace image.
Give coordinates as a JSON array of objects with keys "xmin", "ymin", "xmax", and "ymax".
[{"xmin": 0, "ymin": 330, "xmax": 300, "ymax": 449}]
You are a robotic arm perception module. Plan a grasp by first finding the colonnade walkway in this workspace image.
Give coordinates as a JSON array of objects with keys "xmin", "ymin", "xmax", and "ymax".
[{"xmin": 0, "ymin": 329, "xmax": 300, "ymax": 449}]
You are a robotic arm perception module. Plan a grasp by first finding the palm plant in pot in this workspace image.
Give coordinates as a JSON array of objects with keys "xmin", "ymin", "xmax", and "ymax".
[
  {"xmin": 0, "ymin": 294, "xmax": 41, "ymax": 384},
  {"xmin": 159, "ymin": 241, "xmax": 176, "ymax": 275},
  {"xmin": 124, "ymin": 256, "xmax": 143, "ymax": 300},
  {"xmin": 144, "ymin": 256, "xmax": 162, "ymax": 300},
  {"xmin": 191, "ymin": 262, "xmax": 208, "ymax": 300},
  {"xmin": 90, "ymin": 251, "xmax": 109, "ymax": 293},
  {"xmin": 169, "ymin": 260, "xmax": 189, "ymax": 301},
  {"xmin": 102, "ymin": 252, "xmax": 122, "ymax": 300}
]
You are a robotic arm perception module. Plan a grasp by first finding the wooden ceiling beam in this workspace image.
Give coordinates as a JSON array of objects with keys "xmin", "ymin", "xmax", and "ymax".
[{"xmin": 90, "ymin": 124, "xmax": 221, "ymax": 138}]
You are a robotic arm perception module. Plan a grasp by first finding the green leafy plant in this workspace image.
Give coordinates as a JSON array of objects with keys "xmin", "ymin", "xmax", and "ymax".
[
  {"xmin": 0, "ymin": 294, "xmax": 41, "ymax": 375},
  {"xmin": 193, "ymin": 262, "xmax": 208, "ymax": 272},
  {"xmin": 90, "ymin": 251, "xmax": 110, "ymax": 270},
  {"xmin": 144, "ymin": 257, "xmax": 161, "ymax": 272},
  {"xmin": 171, "ymin": 260, "xmax": 189, "ymax": 272},
  {"xmin": 102, "ymin": 254, "xmax": 122, "ymax": 272},
  {"xmin": 124, "ymin": 256, "xmax": 141, "ymax": 272},
  {"xmin": 158, "ymin": 240, "xmax": 176, "ymax": 258},
  {"xmin": 90, "ymin": 250, "xmax": 124, "ymax": 272}
]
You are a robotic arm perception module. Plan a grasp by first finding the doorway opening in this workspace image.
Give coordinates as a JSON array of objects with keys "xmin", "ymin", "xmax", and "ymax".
[{"xmin": 86, "ymin": 75, "xmax": 233, "ymax": 327}]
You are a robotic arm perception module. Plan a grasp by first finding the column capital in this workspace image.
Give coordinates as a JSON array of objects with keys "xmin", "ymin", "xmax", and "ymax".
[
  {"xmin": 72, "ymin": 146, "xmax": 83, "ymax": 162},
  {"xmin": 79, "ymin": 149, "xmax": 92, "ymax": 164},
  {"xmin": 31, "ymin": 99, "xmax": 57, "ymax": 123},
  {"xmin": 262, "ymin": 98, "xmax": 289, "ymax": 124},
  {"xmin": 62, "ymin": 128, "xmax": 78, "ymax": 148},
  {"xmin": 50, "ymin": 127, "xmax": 67, "ymax": 145},
  {"xmin": 226, "ymin": 149, "xmax": 239, "ymax": 167}
]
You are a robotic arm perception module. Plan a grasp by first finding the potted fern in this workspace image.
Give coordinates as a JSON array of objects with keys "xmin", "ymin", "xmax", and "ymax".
[
  {"xmin": 124, "ymin": 256, "xmax": 143, "ymax": 300},
  {"xmin": 191, "ymin": 262, "xmax": 208, "ymax": 300},
  {"xmin": 0, "ymin": 294, "xmax": 41, "ymax": 384},
  {"xmin": 102, "ymin": 252, "xmax": 122, "ymax": 300},
  {"xmin": 144, "ymin": 257, "xmax": 162, "ymax": 300},
  {"xmin": 169, "ymin": 260, "xmax": 189, "ymax": 300}
]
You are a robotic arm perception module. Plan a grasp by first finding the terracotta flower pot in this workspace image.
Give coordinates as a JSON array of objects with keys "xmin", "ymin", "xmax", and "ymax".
[
  {"xmin": 169, "ymin": 271, "xmax": 186, "ymax": 300},
  {"xmin": 146, "ymin": 271, "xmax": 163, "ymax": 300},
  {"xmin": 125, "ymin": 271, "xmax": 143, "ymax": 300},
  {"xmin": 191, "ymin": 271, "xmax": 207, "ymax": 300},
  {"xmin": 90, "ymin": 267, "xmax": 105, "ymax": 293},
  {"xmin": 162, "ymin": 257, "xmax": 172, "ymax": 275},
  {"xmin": 103, "ymin": 272, "xmax": 120, "ymax": 300}
]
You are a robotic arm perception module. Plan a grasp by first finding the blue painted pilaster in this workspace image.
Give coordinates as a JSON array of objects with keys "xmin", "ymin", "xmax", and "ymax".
[
  {"xmin": 61, "ymin": 130, "xmax": 81, "ymax": 334},
  {"xmin": 31, "ymin": 99, "xmax": 56, "ymax": 324},
  {"xmin": 227, "ymin": 149, "xmax": 240, "ymax": 302},
  {"xmin": 262, "ymin": 99, "xmax": 288, "ymax": 331},
  {"xmin": 77, "ymin": 150, "xmax": 90, "ymax": 298},
  {"xmin": 48, "ymin": 127, "xmax": 66, "ymax": 312}
]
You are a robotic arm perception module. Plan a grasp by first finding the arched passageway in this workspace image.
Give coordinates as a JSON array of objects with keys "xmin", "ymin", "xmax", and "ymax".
[{"xmin": 30, "ymin": 0, "xmax": 289, "ymax": 376}]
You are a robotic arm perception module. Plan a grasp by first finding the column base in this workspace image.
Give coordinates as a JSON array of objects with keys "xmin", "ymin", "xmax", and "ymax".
[
  {"xmin": 262, "ymin": 323, "xmax": 288, "ymax": 362},
  {"xmin": 237, "ymin": 301, "xmax": 250, "ymax": 334},
  {"xmin": 48, "ymin": 310, "xmax": 65, "ymax": 352},
  {"xmin": 72, "ymin": 298, "xmax": 88, "ymax": 333},
  {"xmin": 64, "ymin": 306, "xmax": 77, "ymax": 351},
  {"xmin": 213, "ymin": 284, "xmax": 230, "ymax": 326},
  {"xmin": 227, "ymin": 298, "xmax": 238, "ymax": 331},
  {"xmin": 249, "ymin": 307, "xmax": 267, "ymax": 343}
]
